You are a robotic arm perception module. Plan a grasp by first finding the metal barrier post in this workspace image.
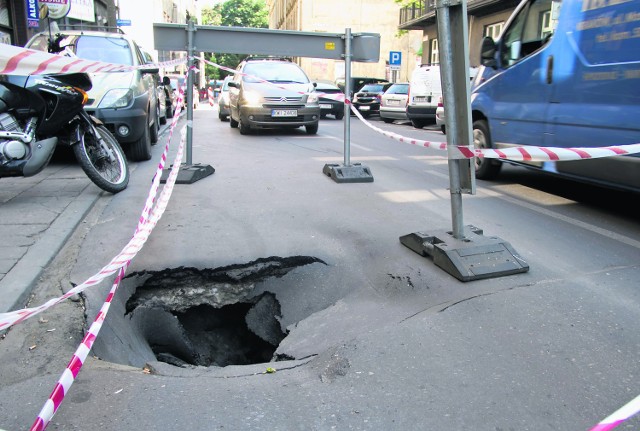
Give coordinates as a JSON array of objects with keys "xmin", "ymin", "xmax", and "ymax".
[{"xmin": 399, "ymin": 0, "xmax": 529, "ymax": 281}]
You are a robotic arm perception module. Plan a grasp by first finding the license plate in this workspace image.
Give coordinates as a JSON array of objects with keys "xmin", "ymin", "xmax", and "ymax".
[
  {"xmin": 388, "ymin": 100, "xmax": 400, "ymax": 106},
  {"xmin": 359, "ymin": 106, "xmax": 370, "ymax": 111},
  {"xmin": 320, "ymin": 104, "xmax": 332, "ymax": 109},
  {"xmin": 414, "ymin": 96, "xmax": 432, "ymax": 103},
  {"xmin": 272, "ymin": 109, "xmax": 297, "ymax": 117}
]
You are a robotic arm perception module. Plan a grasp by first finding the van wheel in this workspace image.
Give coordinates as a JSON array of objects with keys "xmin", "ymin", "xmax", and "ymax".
[
  {"xmin": 335, "ymin": 112, "xmax": 344, "ymax": 120},
  {"xmin": 305, "ymin": 123, "xmax": 318, "ymax": 135},
  {"xmin": 473, "ymin": 119, "xmax": 502, "ymax": 180},
  {"xmin": 411, "ymin": 119, "xmax": 427, "ymax": 129}
]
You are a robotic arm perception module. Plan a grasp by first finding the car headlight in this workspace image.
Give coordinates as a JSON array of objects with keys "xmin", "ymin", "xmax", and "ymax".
[
  {"xmin": 98, "ymin": 89, "xmax": 133, "ymax": 109},
  {"xmin": 242, "ymin": 90, "xmax": 262, "ymax": 105},
  {"xmin": 307, "ymin": 92, "xmax": 319, "ymax": 104}
]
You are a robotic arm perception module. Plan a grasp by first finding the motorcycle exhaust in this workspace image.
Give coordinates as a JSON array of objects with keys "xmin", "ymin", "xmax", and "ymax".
[{"xmin": 0, "ymin": 137, "xmax": 57, "ymax": 177}]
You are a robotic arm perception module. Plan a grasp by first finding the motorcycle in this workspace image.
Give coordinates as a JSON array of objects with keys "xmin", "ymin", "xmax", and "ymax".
[{"xmin": 0, "ymin": 71, "xmax": 129, "ymax": 194}]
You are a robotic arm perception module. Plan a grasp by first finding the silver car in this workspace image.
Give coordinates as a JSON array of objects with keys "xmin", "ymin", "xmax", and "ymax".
[
  {"xmin": 379, "ymin": 83, "xmax": 409, "ymax": 123},
  {"xmin": 218, "ymin": 76, "xmax": 232, "ymax": 121},
  {"xmin": 228, "ymin": 56, "xmax": 320, "ymax": 135}
]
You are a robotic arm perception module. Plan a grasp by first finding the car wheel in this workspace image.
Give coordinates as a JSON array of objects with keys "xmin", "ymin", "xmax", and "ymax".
[
  {"xmin": 361, "ymin": 112, "xmax": 370, "ymax": 119},
  {"xmin": 218, "ymin": 112, "xmax": 227, "ymax": 121},
  {"xmin": 150, "ymin": 110, "xmax": 159, "ymax": 145},
  {"xmin": 127, "ymin": 118, "xmax": 152, "ymax": 161},
  {"xmin": 473, "ymin": 119, "xmax": 502, "ymax": 180},
  {"xmin": 229, "ymin": 116, "xmax": 238, "ymax": 128},
  {"xmin": 382, "ymin": 118, "xmax": 394, "ymax": 124},
  {"xmin": 335, "ymin": 112, "xmax": 344, "ymax": 120},
  {"xmin": 411, "ymin": 119, "xmax": 427, "ymax": 129},
  {"xmin": 158, "ymin": 104, "xmax": 167, "ymax": 125},
  {"xmin": 239, "ymin": 119, "xmax": 251, "ymax": 135},
  {"xmin": 305, "ymin": 123, "xmax": 318, "ymax": 135},
  {"xmin": 441, "ymin": 124, "xmax": 446, "ymax": 134}
]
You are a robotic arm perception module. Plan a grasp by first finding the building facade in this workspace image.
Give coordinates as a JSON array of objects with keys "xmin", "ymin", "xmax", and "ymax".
[
  {"xmin": 398, "ymin": 0, "xmax": 520, "ymax": 67},
  {"xmin": 1, "ymin": 0, "xmax": 118, "ymax": 47},
  {"xmin": 267, "ymin": 0, "xmax": 423, "ymax": 83}
]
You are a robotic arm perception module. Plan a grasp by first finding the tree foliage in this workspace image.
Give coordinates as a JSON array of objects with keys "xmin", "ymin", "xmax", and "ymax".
[{"xmin": 201, "ymin": 0, "xmax": 269, "ymax": 81}]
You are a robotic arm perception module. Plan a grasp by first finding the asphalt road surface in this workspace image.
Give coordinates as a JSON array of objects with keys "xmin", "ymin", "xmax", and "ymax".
[{"xmin": 1, "ymin": 104, "xmax": 638, "ymax": 430}]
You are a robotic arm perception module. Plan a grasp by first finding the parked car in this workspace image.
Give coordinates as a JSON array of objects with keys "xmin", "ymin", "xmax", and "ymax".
[
  {"xmin": 379, "ymin": 82, "xmax": 409, "ymax": 123},
  {"xmin": 218, "ymin": 76, "xmax": 232, "ymax": 121},
  {"xmin": 228, "ymin": 56, "xmax": 320, "ymax": 135},
  {"xmin": 435, "ymin": 96, "xmax": 445, "ymax": 134},
  {"xmin": 352, "ymin": 82, "xmax": 393, "ymax": 118},
  {"xmin": 166, "ymin": 74, "xmax": 199, "ymax": 110},
  {"xmin": 314, "ymin": 81, "xmax": 345, "ymax": 120},
  {"xmin": 161, "ymin": 76, "xmax": 176, "ymax": 120},
  {"xmin": 335, "ymin": 76, "xmax": 389, "ymax": 98},
  {"xmin": 25, "ymin": 30, "xmax": 160, "ymax": 162}
]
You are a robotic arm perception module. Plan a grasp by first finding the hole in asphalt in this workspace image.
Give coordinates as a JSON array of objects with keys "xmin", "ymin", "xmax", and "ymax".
[{"xmin": 121, "ymin": 256, "xmax": 324, "ymax": 368}]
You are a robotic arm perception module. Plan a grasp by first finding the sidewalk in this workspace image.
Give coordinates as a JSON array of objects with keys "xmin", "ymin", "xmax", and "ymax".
[{"xmin": 0, "ymin": 162, "xmax": 102, "ymax": 313}]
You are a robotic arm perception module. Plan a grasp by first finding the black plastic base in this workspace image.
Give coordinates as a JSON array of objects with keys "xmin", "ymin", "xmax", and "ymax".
[
  {"xmin": 323, "ymin": 163, "xmax": 374, "ymax": 183},
  {"xmin": 399, "ymin": 225, "xmax": 529, "ymax": 282},
  {"xmin": 160, "ymin": 163, "xmax": 215, "ymax": 184}
]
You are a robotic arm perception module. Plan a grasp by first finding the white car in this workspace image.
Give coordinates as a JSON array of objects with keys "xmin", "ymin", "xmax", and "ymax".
[{"xmin": 435, "ymin": 96, "xmax": 445, "ymax": 134}]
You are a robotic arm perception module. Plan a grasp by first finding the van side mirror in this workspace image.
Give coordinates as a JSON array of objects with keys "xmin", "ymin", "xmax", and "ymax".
[
  {"xmin": 480, "ymin": 37, "xmax": 498, "ymax": 69},
  {"xmin": 228, "ymin": 81, "xmax": 239, "ymax": 88}
]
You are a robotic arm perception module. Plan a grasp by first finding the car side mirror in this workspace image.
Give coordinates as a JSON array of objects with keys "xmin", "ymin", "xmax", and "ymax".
[
  {"xmin": 228, "ymin": 81, "xmax": 239, "ymax": 88},
  {"xmin": 480, "ymin": 37, "xmax": 497, "ymax": 69},
  {"xmin": 141, "ymin": 66, "xmax": 160, "ymax": 75}
]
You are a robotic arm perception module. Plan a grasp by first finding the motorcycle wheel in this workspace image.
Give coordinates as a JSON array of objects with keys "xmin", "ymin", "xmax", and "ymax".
[{"xmin": 73, "ymin": 125, "xmax": 130, "ymax": 194}]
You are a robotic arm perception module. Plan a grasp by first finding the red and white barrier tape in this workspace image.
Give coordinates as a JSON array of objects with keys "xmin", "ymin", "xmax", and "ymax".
[
  {"xmin": 203, "ymin": 58, "xmax": 639, "ymax": 161},
  {"xmin": 0, "ymin": 71, "xmax": 192, "ymax": 331},
  {"xmin": 350, "ymin": 105, "xmax": 640, "ymax": 160},
  {"xmin": 28, "ymin": 69, "xmax": 192, "ymax": 429},
  {"xmin": 589, "ymin": 394, "xmax": 640, "ymax": 431},
  {"xmin": 0, "ymin": 42, "xmax": 187, "ymax": 75}
]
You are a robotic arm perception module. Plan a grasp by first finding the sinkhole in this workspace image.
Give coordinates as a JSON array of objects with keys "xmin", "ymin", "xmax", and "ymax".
[{"xmin": 114, "ymin": 256, "xmax": 325, "ymax": 368}]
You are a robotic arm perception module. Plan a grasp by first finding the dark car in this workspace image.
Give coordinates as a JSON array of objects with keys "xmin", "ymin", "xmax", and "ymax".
[
  {"xmin": 335, "ymin": 76, "xmax": 389, "ymax": 98},
  {"xmin": 25, "ymin": 30, "xmax": 160, "ymax": 162},
  {"xmin": 352, "ymin": 82, "xmax": 393, "ymax": 118},
  {"xmin": 315, "ymin": 81, "xmax": 345, "ymax": 120}
]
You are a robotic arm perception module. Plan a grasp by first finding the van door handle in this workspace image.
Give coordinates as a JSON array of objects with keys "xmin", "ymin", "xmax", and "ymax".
[{"xmin": 546, "ymin": 55, "xmax": 554, "ymax": 84}]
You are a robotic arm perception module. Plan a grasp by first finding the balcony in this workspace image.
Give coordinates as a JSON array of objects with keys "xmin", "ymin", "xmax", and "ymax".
[
  {"xmin": 399, "ymin": 0, "xmax": 521, "ymax": 30},
  {"xmin": 399, "ymin": 0, "xmax": 436, "ymax": 30}
]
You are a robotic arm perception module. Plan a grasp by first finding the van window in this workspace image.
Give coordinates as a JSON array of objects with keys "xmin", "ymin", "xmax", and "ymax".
[{"xmin": 500, "ymin": 0, "xmax": 560, "ymax": 67}]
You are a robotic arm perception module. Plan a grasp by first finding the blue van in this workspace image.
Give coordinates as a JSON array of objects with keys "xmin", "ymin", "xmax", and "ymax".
[{"xmin": 470, "ymin": 0, "xmax": 640, "ymax": 193}]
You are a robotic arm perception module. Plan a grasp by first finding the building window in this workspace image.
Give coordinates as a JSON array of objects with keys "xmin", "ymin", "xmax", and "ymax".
[
  {"xmin": 485, "ymin": 22, "xmax": 504, "ymax": 40},
  {"xmin": 430, "ymin": 38, "xmax": 439, "ymax": 65}
]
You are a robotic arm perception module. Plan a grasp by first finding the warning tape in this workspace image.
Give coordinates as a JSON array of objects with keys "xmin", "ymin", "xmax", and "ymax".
[
  {"xmin": 589, "ymin": 394, "xmax": 640, "ymax": 431},
  {"xmin": 349, "ymin": 105, "xmax": 640, "ymax": 161},
  {"xmin": 28, "ymin": 71, "xmax": 192, "ymax": 430},
  {"xmin": 208, "ymin": 87, "xmax": 215, "ymax": 106},
  {"xmin": 201, "ymin": 58, "xmax": 640, "ymax": 161},
  {"xmin": 0, "ymin": 42, "xmax": 187, "ymax": 75},
  {"xmin": 0, "ymin": 71, "xmax": 192, "ymax": 331}
]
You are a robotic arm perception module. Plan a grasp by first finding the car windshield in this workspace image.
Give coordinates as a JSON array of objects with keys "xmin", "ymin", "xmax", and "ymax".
[
  {"xmin": 360, "ymin": 84, "xmax": 385, "ymax": 92},
  {"xmin": 75, "ymin": 36, "xmax": 133, "ymax": 65},
  {"xmin": 385, "ymin": 84, "xmax": 409, "ymax": 94},
  {"xmin": 243, "ymin": 62, "xmax": 309, "ymax": 84}
]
